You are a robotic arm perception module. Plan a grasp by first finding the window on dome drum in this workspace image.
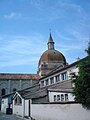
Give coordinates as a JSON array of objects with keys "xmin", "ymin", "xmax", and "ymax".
[
  {"xmin": 61, "ymin": 72, "xmax": 67, "ymax": 80},
  {"xmin": 50, "ymin": 77, "xmax": 54, "ymax": 84},
  {"xmin": 65, "ymin": 94, "xmax": 68, "ymax": 101},
  {"xmin": 56, "ymin": 75, "xmax": 60, "ymax": 82},
  {"xmin": 46, "ymin": 79, "xmax": 49, "ymax": 86},
  {"xmin": 61, "ymin": 94, "xmax": 64, "ymax": 101},
  {"xmin": 54, "ymin": 95, "xmax": 56, "ymax": 102},
  {"xmin": 43, "ymin": 62, "xmax": 47, "ymax": 67},
  {"xmin": 1, "ymin": 88, "xmax": 6, "ymax": 96},
  {"xmin": 41, "ymin": 62, "xmax": 47, "ymax": 68}
]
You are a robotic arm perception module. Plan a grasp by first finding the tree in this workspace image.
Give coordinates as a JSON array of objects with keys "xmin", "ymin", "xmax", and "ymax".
[{"xmin": 73, "ymin": 41, "xmax": 90, "ymax": 109}]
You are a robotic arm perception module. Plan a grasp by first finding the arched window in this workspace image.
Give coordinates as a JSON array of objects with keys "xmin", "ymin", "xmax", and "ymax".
[
  {"xmin": 13, "ymin": 88, "xmax": 17, "ymax": 92},
  {"xmin": 1, "ymin": 88, "xmax": 6, "ymax": 96}
]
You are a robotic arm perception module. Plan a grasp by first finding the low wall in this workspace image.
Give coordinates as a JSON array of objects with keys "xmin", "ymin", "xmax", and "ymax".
[{"xmin": 31, "ymin": 103, "xmax": 90, "ymax": 120}]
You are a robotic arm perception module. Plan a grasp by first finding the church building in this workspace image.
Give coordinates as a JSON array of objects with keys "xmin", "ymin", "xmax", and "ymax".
[{"xmin": 0, "ymin": 33, "xmax": 66, "ymax": 97}]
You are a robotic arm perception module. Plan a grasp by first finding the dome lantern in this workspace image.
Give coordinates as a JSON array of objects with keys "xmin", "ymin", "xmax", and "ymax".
[{"xmin": 47, "ymin": 33, "xmax": 54, "ymax": 50}]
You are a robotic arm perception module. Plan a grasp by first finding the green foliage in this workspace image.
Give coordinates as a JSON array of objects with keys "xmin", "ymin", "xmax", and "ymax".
[{"xmin": 73, "ymin": 41, "xmax": 90, "ymax": 109}]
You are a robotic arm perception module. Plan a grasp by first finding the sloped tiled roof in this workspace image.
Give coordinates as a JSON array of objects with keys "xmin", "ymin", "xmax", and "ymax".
[{"xmin": 0, "ymin": 73, "xmax": 40, "ymax": 80}]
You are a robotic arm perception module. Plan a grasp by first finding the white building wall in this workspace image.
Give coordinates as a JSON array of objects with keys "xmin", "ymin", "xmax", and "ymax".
[
  {"xmin": 40, "ymin": 65, "xmax": 79, "ymax": 88},
  {"xmin": 25, "ymin": 100, "xmax": 29, "ymax": 116},
  {"xmin": 1, "ymin": 98, "xmax": 8, "ymax": 113},
  {"xmin": 68, "ymin": 93, "xmax": 75, "ymax": 101},
  {"xmin": 13, "ymin": 105, "xmax": 23, "ymax": 116},
  {"xmin": 48, "ymin": 91, "xmax": 74, "ymax": 102},
  {"xmin": 31, "ymin": 103, "xmax": 90, "ymax": 120},
  {"xmin": 13, "ymin": 98, "xmax": 29, "ymax": 117},
  {"xmin": 13, "ymin": 99, "xmax": 24, "ymax": 116}
]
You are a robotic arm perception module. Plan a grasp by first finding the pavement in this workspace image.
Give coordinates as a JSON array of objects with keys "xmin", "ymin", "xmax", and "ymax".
[{"xmin": 0, "ymin": 112, "xmax": 30, "ymax": 120}]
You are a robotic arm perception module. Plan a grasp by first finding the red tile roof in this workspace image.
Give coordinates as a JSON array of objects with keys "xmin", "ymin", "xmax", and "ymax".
[{"xmin": 0, "ymin": 73, "xmax": 40, "ymax": 80}]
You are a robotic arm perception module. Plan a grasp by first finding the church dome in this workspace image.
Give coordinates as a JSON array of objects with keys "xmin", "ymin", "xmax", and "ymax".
[
  {"xmin": 39, "ymin": 49, "xmax": 66, "ymax": 66},
  {"xmin": 38, "ymin": 33, "xmax": 66, "ymax": 77}
]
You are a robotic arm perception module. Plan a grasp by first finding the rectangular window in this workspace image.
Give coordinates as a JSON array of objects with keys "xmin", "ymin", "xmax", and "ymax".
[
  {"xmin": 57, "ymin": 95, "xmax": 60, "ymax": 101},
  {"xmin": 65, "ymin": 94, "xmax": 68, "ymax": 101},
  {"xmin": 61, "ymin": 94, "xmax": 64, "ymax": 101},
  {"xmin": 54, "ymin": 95, "xmax": 56, "ymax": 102},
  {"xmin": 50, "ymin": 77, "xmax": 54, "ymax": 84},
  {"xmin": 61, "ymin": 72, "xmax": 67, "ymax": 80},
  {"xmin": 46, "ymin": 79, "xmax": 49, "ymax": 86},
  {"xmin": 56, "ymin": 75, "xmax": 60, "ymax": 82}
]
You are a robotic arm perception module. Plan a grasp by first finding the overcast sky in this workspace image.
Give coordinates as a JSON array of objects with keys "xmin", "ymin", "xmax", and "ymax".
[{"xmin": 0, "ymin": 0, "xmax": 90, "ymax": 74}]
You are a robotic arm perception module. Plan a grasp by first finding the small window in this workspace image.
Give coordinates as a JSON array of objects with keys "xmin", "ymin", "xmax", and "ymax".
[
  {"xmin": 14, "ymin": 96, "xmax": 22, "ymax": 105},
  {"xmin": 56, "ymin": 75, "xmax": 60, "ymax": 82},
  {"xmin": 65, "ymin": 94, "xmax": 68, "ymax": 101},
  {"xmin": 43, "ymin": 62, "xmax": 47, "ymax": 67},
  {"xmin": 61, "ymin": 94, "xmax": 64, "ymax": 101},
  {"xmin": 41, "ymin": 81, "xmax": 44, "ymax": 87},
  {"xmin": 46, "ymin": 79, "xmax": 49, "ymax": 86},
  {"xmin": 57, "ymin": 95, "xmax": 60, "ymax": 101},
  {"xmin": 1, "ymin": 88, "xmax": 6, "ymax": 96},
  {"xmin": 13, "ymin": 88, "xmax": 17, "ymax": 92},
  {"xmin": 61, "ymin": 72, "xmax": 67, "ymax": 80},
  {"xmin": 50, "ymin": 77, "xmax": 54, "ymax": 84},
  {"xmin": 54, "ymin": 95, "xmax": 56, "ymax": 102}
]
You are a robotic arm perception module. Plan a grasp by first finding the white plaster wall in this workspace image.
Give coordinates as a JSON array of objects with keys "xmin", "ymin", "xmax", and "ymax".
[
  {"xmin": 25, "ymin": 100, "xmax": 29, "ymax": 116},
  {"xmin": 40, "ymin": 65, "xmax": 79, "ymax": 88},
  {"xmin": 31, "ymin": 104, "xmax": 90, "ymax": 120},
  {"xmin": 1, "ymin": 98, "xmax": 8, "ymax": 113},
  {"xmin": 13, "ymin": 105, "xmax": 23, "ymax": 116},
  {"xmin": 49, "ymin": 91, "xmax": 74, "ymax": 102},
  {"xmin": 13, "ymin": 99, "xmax": 24, "ymax": 116},
  {"xmin": 68, "ymin": 93, "xmax": 75, "ymax": 101},
  {"xmin": 13, "ymin": 99, "xmax": 29, "ymax": 117}
]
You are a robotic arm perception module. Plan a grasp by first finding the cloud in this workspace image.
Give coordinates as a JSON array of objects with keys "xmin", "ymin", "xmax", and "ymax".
[
  {"xmin": 4, "ymin": 12, "xmax": 21, "ymax": 19},
  {"xmin": 0, "ymin": 34, "xmax": 46, "ymax": 68}
]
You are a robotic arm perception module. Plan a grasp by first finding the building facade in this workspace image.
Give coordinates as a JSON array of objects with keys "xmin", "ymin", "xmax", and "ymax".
[{"xmin": 0, "ymin": 73, "xmax": 40, "ymax": 103}]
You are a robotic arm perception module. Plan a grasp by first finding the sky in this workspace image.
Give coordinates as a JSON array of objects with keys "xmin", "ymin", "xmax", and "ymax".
[{"xmin": 0, "ymin": 0, "xmax": 90, "ymax": 74}]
